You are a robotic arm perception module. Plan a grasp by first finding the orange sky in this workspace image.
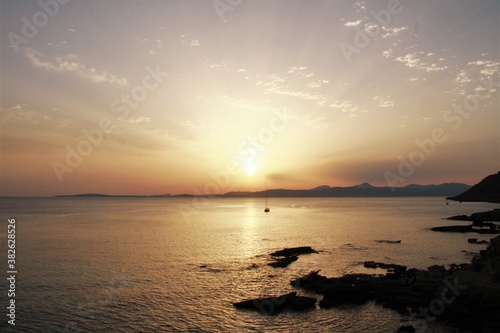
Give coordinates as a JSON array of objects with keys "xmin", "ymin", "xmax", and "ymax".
[{"xmin": 1, "ymin": 1, "xmax": 499, "ymax": 196}]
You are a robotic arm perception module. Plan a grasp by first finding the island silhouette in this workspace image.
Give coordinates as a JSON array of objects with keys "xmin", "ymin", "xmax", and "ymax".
[{"xmin": 55, "ymin": 182, "xmax": 470, "ymax": 198}]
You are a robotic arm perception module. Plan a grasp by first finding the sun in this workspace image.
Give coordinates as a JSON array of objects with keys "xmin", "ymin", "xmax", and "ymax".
[{"xmin": 245, "ymin": 165, "xmax": 256, "ymax": 176}]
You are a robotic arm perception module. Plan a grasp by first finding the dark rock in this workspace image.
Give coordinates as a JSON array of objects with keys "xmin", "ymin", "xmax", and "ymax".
[
  {"xmin": 290, "ymin": 270, "xmax": 327, "ymax": 290},
  {"xmin": 234, "ymin": 295, "xmax": 288, "ymax": 315},
  {"xmin": 268, "ymin": 255, "xmax": 298, "ymax": 268},
  {"xmin": 268, "ymin": 246, "xmax": 318, "ymax": 268},
  {"xmin": 287, "ymin": 293, "xmax": 317, "ymax": 310},
  {"xmin": 233, "ymin": 292, "xmax": 316, "ymax": 315},
  {"xmin": 398, "ymin": 325, "xmax": 416, "ymax": 332},
  {"xmin": 489, "ymin": 235, "xmax": 500, "ymax": 256},
  {"xmin": 291, "ymin": 257, "xmax": 500, "ymax": 331},
  {"xmin": 320, "ymin": 283, "xmax": 372, "ymax": 308},
  {"xmin": 475, "ymin": 228, "xmax": 500, "ymax": 234},
  {"xmin": 432, "ymin": 224, "xmax": 500, "ymax": 234},
  {"xmin": 472, "ymin": 220, "xmax": 485, "ymax": 226},
  {"xmin": 364, "ymin": 261, "xmax": 378, "ymax": 268},
  {"xmin": 270, "ymin": 246, "xmax": 318, "ymax": 257},
  {"xmin": 363, "ymin": 261, "xmax": 407, "ymax": 277},
  {"xmin": 468, "ymin": 238, "xmax": 490, "ymax": 244},
  {"xmin": 448, "ymin": 210, "xmax": 500, "ymax": 222},
  {"xmin": 431, "ymin": 225, "xmax": 473, "ymax": 232},
  {"xmin": 448, "ymin": 214, "xmax": 470, "ymax": 221},
  {"xmin": 375, "ymin": 239, "xmax": 401, "ymax": 244}
]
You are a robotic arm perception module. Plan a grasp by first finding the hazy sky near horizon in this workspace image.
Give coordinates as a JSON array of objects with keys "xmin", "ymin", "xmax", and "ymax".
[{"xmin": 0, "ymin": 0, "xmax": 499, "ymax": 196}]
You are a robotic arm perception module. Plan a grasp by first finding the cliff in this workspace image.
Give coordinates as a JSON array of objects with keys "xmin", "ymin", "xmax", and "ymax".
[{"xmin": 448, "ymin": 172, "xmax": 500, "ymax": 203}]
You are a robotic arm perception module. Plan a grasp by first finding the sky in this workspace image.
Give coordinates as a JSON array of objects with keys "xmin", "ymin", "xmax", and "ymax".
[{"xmin": 0, "ymin": 0, "xmax": 499, "ymax": 196}]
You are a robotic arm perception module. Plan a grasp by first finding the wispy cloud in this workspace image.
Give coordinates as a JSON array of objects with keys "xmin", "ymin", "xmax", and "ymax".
[
  {"xmin": 394, "ymin": 52, "xmax": 448, "ymax": 72},
  {"xmin": 382, "ymin": 26, "xmax": 408, "ymax": 38},
  {"xmin": 179, "ymin": 34, "xmax": 201, "ymax": 47},
  {"xmin": 373, "ymin": 95, "xmax": 394, "ymax": 108},
  {"xmin": 287, "ymin": 66, "xmax": 314, "ymax": 78},
  {"xmin": 25, "ymin": 48, "xmax": 127, "ymax": 87},
  {"xmin": 181, "ymin": 120, "xmax": 205, "ymax": 129},
  {"xmin": 467, "ymin": 60, "xmax": 499, "ymax": 76},
  {"xmin": 1, "ymin": 105, "xmax": 74, "ymax": 132},
  {"xmin": 344, "ymin": 20, "xmax": 362, "ymax": 27},
  {"xmin": 127, "ymin": 116, "xmax": 151, "ymax": 124},
  {"xmin": 353, "ymin": 1, "xmax": 367, "ymax": 13},
  {"xmin": 306, "ymin": 116, "xmax": 330, "ymax": 129},
  {"xmin": 266, "ymin": 87, "xmax": 323, "ymax": 101},
  {"xmin": 455, "ymin": 70, "xmax": 472, "ymax": 84},
  {"xmin": 328, "ymin": 100, "xmax": 363, "ymax": 113}
]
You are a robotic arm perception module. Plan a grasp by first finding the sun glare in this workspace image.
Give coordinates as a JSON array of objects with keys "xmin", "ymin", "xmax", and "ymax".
[{"xmin": 245, "ymin": 166, "xmax": 256, "ymax": 176}]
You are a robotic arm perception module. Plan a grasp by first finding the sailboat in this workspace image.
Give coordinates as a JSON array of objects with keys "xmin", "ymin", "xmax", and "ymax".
[{"xmin": 264, "ymin": 191, "xmax": 270, "ymax": 212}]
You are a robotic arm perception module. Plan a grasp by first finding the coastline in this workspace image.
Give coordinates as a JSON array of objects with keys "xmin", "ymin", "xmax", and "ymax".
[{"xmin": 233, "ymin": 206, "xmax": 500, "ymax": 332}]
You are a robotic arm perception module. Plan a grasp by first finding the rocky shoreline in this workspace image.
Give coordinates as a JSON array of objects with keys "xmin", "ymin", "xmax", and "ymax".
[
  {"xmin": 233, "ymin": 177, "xmax": 500, "ymax": 331},
  {"xmin": 431, "ymin": 209, "xmax": 500, "ymax": 234},
  {"xmin": 267, "ymin": 246, "xmax": 318, "ymax": 268},
  {"xmin": 233, "ymin": 236, "xmax": 500, "ymax": 331}
]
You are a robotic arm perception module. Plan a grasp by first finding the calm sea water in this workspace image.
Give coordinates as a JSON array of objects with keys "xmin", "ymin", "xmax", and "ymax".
[{"xmin": 1, "ymin": 197, "xmax": 498, "ymax": 332}]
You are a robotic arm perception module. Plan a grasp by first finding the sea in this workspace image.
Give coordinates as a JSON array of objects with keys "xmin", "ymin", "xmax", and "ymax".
[{"xmin": 1, "ymin": 197, "xmax": 499, "ymax": 333}]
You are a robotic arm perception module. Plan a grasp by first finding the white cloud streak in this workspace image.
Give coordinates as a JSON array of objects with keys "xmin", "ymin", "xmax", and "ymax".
[{"xmin": 25, "ymin": 48, "xmax": 128, "ymax": 87}]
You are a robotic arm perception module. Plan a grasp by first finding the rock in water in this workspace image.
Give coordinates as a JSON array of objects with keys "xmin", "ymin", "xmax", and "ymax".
[
  {"xmin": 268, "ymin": 246, "xmax": 318, "ymax": 268},
  {"xmin": 233, "ymin": 292, "xmax": 316, "ymax": 315},
  {"xmin": 431, "ymin": 225, "xmax": 473, "ymax": 232},
  {"xmin": 268, "ymin": 255, "xmax": 298, "ymax": 268},
  {"xmin": 270, "ymin": 246, "xmax": 318, "ymax": 257}
]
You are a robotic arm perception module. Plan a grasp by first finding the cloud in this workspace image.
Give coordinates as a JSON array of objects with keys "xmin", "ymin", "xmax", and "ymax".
[
  {"xmin": 266, "ymin": 87, "xmax": 323, "ymax": 101},
  {"xmin": 328, "ymin": 100, "xmax": 363, "ymax": 113},
  {"xmin": 179, "ymin": 34, "xmax": 200, "ymax": 47},
  {"xmin": 467, "ymin": 60, "xmax": 499, "ymax": 76},
  {"xmin": 25, "ymin": 48, "xmax": 127, "ymax": 87},
  {"xmin": 353, "ymin": 1, "xmax": 367, "ymax": 13},
  {"xmin": 382, "ymin": 48, "xmax": 393, "ymax": 58},
  {"xmin": 127, "ymin": 116, "xmax": 151, "ymax": 124},
  {"xmin": 344, "ymin": 20, "xmax": 362, "ymax": 27},
  {"xmin": 373, "ymin": 95, "xmax": 394, "ymax": 108},
  {"xmin": 255, "ymin": 74, "xmax": 285, "ymax": 87},
  {"xmin": 306, "ymin": 117, "xmax": 330, "ymax": 129},
  {"xmin": 181, "ymin": 120, "xmax": 205, "ymax": 129},
  {"xmin": 207, "ymin": 59, "xmax": 228, "ymax": 70},
  {"xmin": 394, "ymin": 52, "xmax": 448, "ymax": 72},
  {"xmin": 455, "ymin": 70, "xmax": 472, "ymax": 84},
  {"xmin": 287, "ymin": 66, "xmax": 314, "ymax": 78},
  {"xmin": 382, "ymin": 26, "xmax": 408, "ymax": 38}
]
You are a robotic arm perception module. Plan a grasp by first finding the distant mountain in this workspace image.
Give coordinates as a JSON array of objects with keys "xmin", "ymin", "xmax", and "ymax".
[
  {"xmin": 222, "ymin": 182, "xmax": 470, "ymax": 198},
  {"xmin": 55, "ymin": 182, "xmax": 470, "ymax": 199},
  {"xmin": 447, "ymin": 172, "xmax": 500, "ymax": 203},
  {"xmin": 55, "ymin": 193, "xmax": 114, "ymax": 197}
]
